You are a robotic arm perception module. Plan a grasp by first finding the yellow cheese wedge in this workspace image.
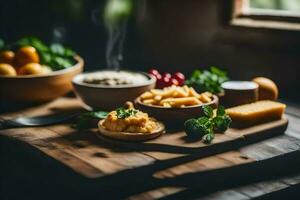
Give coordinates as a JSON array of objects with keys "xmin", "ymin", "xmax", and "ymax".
[{"xmin": 226, "ymin": 100, "xmax": 286, "ymax": 127}]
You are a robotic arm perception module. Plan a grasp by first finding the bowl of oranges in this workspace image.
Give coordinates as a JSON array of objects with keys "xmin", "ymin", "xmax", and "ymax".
[{"xmin": 0, "ymin": 37, "xmax": 84, "ymax": 101}]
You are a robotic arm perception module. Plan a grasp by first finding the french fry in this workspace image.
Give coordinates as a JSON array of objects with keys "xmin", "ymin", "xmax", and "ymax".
[
  {"xmin": 199, "ymin": 93, "xmax": 211, "ymax": 103},
  {"xmin": 161, "ymin": 97, "xmax": 201, "ymax": 107},
  {"xmin": 154, "ymin": 95, "xmax": 162, "ymax": 101},
  {"xmin": 173, "ymin": 87, "xmax": 188, "ymax": 97},
  {"xmin": 189, "ymin": 87, "xmax": 201, "ymax": 98},
  {"xmin": 161, "ymin": 87, "xmax": 176, "ymax": 98},
  {"xmin": 140, "ymin": 91, "xmax": 154, "ymax": 100},
  {"xmin": 183, "ymin": 85, "xmax": 190, "ymax": 94},
  {"xmin": 162, "ymin": 102, "xmax": 172, "ymax": 107},
  {"xmin": 139, "ymin": 85, "xmax": 212, "ymax": 108},
  {"xmin": 160, "ymin": 98, "xmax": 174, "ymax": 105},
  {"xmin": 203, "ymin": 91, "xmax": 213, "ymax": 98},
  {"xmin": 143, "ymin": 99, "xmax": 156, "ymax": 105},
  {"xmin": 150, "ymin": 89, "xmax": 163, "ymax": 96}
]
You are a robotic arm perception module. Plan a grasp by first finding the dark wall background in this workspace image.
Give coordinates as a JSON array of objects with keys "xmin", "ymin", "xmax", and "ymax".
[
  {"xmin": 0, "ymin": 0, "xmax": 153, "ymax": 71},
  {"xmin": 136, "ymin": 0, "xmax": 300, "ymax": 101},
  {"xmin": 1, "ymin": 0, "xmax": 299, "ymax": 101}
]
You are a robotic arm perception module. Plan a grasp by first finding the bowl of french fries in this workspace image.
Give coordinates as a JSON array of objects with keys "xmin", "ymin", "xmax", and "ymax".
[{"xmin": 135, "ymin": 85, "xmax": 219, "ymax": 126}]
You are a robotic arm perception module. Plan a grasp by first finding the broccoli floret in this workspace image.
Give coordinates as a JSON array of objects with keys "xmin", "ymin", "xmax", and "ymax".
[
  {"xmin": 184, "ymin": 119, "xmax": 199, "ymax": 137},
  {"xmin": 213, "ymin": 115, "xmax": 232, "ymax": 132},
  {"xmin": 184, "ymin": 118, "xmax": 211, "ymax": 137},
  {"xmin": 202, "ymin": 133, "xmax": 215, "ymax": 144}
]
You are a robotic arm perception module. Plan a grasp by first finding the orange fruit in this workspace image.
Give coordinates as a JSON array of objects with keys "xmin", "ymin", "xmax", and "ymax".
[
  {"xmin": 0, "ymin": 63, "xmax": 17, "ymax": 76},
  {"xmin": 15, "ymin": 46, "xmax": 40, "ymax": 67},
  {"xmin": 0, "ymin": 50, "xmax": 15, "ymax": 65},
  {"xmin": 18, "ymin": 63, "xmax": 43, "ymax": 75}
]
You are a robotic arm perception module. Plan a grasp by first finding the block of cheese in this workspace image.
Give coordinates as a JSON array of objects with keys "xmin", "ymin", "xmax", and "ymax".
[{"xmin": 226, "ymin": 100, "xmax": 286, "ymax": 127}]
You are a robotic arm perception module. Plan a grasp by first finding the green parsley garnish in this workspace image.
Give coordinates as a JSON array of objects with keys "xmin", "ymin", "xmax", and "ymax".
[
  {"xmin": 116, "ymin": 107, "xmax": 138, "ymax": 119},
  {"xmin": 184, "ymin": 105, "xmax": 232, "ymax": 144},
  {"xmin": 185, "ymin": 67, "xmax": 229, "ymax": 94}
]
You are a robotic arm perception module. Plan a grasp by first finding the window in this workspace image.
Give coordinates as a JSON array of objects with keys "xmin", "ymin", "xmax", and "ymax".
[
  {"xmin": 232, "ymin": 0, "xmax": 300, "ymax": 30},
  {"xmin": 249, "ymin": 0, "xmax": 300, "ymax": 14}
]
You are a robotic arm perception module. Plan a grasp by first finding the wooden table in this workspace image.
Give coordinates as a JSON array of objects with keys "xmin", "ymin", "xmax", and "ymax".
[{"xmin": 1, "ymin": 97, "xmax": 300, "ymax": 200}]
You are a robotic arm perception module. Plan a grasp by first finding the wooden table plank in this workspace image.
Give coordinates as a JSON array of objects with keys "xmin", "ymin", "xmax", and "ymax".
[
  {"xmin": 0, "ymin": 97, "xmax": 83, "ymax": 119},
  {"xmin": 199, "ymin": 190, "xmax": 250, "ymax": 200}
]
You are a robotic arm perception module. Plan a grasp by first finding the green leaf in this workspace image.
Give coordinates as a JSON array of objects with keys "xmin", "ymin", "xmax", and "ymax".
[
  {"xmin": 185, "ymin": 67, "xmax": 229, "ymax": 94},
  {"xmin": 40, "ymin": 52, "xmax": 52, "ymax": 64},
  {"xmin": 202, "ymin": 133, "xmax": 214, "ymax": 144},
  {"xmin": 64, "ymin": 47, "xmax": 75, "ymax": 57},
  {"xmin": 50, "ymin": 43, "xmax": 65, "ymax": 56},
  {"xmin": 16, "ymin": 36, "xmax": 49, "ymax": 52},
  {"xmin": 86, "ymin": 111, "xmax": 108, "ymax": 119},
  {"xmin": 53, "ymin": 57, "xmax": 73, "ymax": 69},
  {"xmin": 210, "ymin": 66, "xmax": 227, "ymax": 77},
  {"xmin": 202, "ymin": 105, "xmax": 213, "ymax": 118},
  {"xmin": 217, "ymin": 106, "xmax": 226, "ymax": 116},
  {"xmin": 191, "ymin": 69, "xmax": 202, "ymax": 78},
  {"xmin": 73, "ymin": 111, "xmax": 108, "ymax": 130}
]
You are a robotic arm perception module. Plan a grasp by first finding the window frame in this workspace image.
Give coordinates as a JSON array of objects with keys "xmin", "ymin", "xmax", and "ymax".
[{"xmin": 230, "ymin": 0, "xmax": 300, "ymax": 31}]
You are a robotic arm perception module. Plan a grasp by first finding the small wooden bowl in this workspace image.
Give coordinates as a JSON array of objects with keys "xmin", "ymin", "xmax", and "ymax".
[
  {"xmin": 0, "ymin": 56, "xmax": 84, "ymax": 102},
  {"xmin": 98, "ymin": 119, "xmax": 165, "ymax": 141},
  {"xmin": 135, "ymin": 95, "xmax": 219, "ymax": 127}
]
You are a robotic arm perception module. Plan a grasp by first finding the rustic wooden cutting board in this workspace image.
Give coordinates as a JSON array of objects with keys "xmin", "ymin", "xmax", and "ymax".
[
  {"xmin": 97, "ymin": 116, "xmax": 288, "ymax": 159},
  {"xmin": 0, "ymin": 97, "xmax": 289, "ymax": 179}
]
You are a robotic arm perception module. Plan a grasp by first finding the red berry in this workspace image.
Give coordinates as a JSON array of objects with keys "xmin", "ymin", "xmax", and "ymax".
[
  {"xmin": 173, "ymin": 72, "xmax": 185, "ymax": 81},
  {"xmin": 153, "ymin": 74, "xmax": 162, "ymax": 88},
  {"xmin": 156, "ymin": 73, "xmax": 162, "ymax": 80},
  {"xmin": 162, "ymin": 73, "xmax": 172, "ymax": 79},
  {"xmin": 154, "ymin": 75, "xmax": 163, "ymax": 88},
  {"xmin": 162, "ymin": 76, "xmax": 170, "ymax": 83},
  {"xmin": 173, "ymin": 72, "xmax": 185, "ymax": 85},
  {"xmin": 148, "ymin": 69, "xmax": 160, "ymax": 76},
  {"xmin": 160, "ymin": 76, "xmax": 171, "ymax": 88},
  {"xmin": 171, "ymin": 78, "xmax": 179, "ymax": 86},
  {"xmin": 163, "ymin": 73, "xmax": 172, "ymax": 79}
]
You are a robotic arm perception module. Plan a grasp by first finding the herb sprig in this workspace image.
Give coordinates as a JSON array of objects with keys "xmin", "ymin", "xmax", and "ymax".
[
  {"xmin": 116, "ymin": 107, "xmax": 138, "ymax": 119},
  {"xmin": 185, "ymin": 67, "xmax": 229, "ymax": 94},
  {"xmin": 184, "ymin": 105, "xmax": 232, "ymax": 143}
]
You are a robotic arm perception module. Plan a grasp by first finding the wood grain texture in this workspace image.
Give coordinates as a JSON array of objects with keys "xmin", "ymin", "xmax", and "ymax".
[{"xmin": 0, "ymin": 97, "xmax": 299, "ymax": 200}]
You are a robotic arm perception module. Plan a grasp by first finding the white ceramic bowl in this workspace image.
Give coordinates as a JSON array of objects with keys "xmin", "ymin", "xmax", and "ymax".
[{"xmin": 72, "ymin": 70, "xmax": 156, "ymax": 110}]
